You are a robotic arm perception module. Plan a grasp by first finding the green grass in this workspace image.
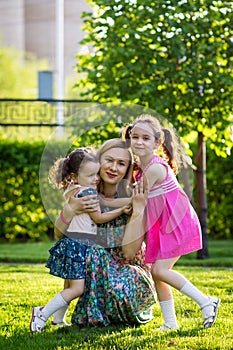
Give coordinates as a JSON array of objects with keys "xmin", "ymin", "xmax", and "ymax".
[
  {"xmin": 0, "ymin": 239, "xmax": 232, "ymax": 267},
  {"xmin": 0, "ymin": 241, "xmax": 52, "ymax": 263},
  {"xmin": 0, "ymin": 240, "xmax": 232, "ymax": 349}
]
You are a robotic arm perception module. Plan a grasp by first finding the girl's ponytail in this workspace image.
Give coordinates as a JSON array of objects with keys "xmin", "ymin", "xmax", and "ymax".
[
  {"xmin": 122, "ymin": 124, "xmax": 133, "ymax": 147},
  {"xmin": 161, "ymin": 128, "xmax": 182, "ymax": 175},
  {"xmin": 48, "ymin": 157, "xmax": 70, "ymax": 190}
]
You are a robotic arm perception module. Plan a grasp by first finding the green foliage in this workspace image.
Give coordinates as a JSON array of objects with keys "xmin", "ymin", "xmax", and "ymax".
[
  {"xmin": 71, "ymin": 119, "xmax": 121, "ymax": 148},
  {"xmin": 0, "ymin": 139, "xmax": 68, "ymax": 242},
  {"xmin": 0, "ymin": 262, "xmax": 232, "ymax": 349},
  {"xmin": 76, "ymin": 0, "xmax": 232, "ymax": 155},
  {"xmin": 0, "ymin": 139, "xmax": 49, "ymax": 241},
  {"xmin": 206, "ymin": 146, "xmax": 233, "ymax": 238},
  {"xmin": 0, "ymin": 43, "xmax": 49, "ymax": 98},
  {"xmin": 185, "ymin": 138, "xmax": 233, "ymax": 239}
]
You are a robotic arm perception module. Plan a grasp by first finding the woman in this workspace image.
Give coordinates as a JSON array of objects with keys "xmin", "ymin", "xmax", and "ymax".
[{"xmin": 54, "ymin": 139, "xmax": 156, "ymax": 327}]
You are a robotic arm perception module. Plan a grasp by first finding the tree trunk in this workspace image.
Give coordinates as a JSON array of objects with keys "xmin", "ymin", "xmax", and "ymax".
[
  {"xmin": 180, "ymin": 165, "xmax": 195, "ymax": 207},
  {"xmin": 196, "ymin": 131, "xmax": 209, "ymax": 259}
]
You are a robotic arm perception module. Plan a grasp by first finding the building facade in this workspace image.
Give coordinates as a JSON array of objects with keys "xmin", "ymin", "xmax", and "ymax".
[{"xmin": 0, "ymin": 0, "xmax": 91, "ymax": 80}]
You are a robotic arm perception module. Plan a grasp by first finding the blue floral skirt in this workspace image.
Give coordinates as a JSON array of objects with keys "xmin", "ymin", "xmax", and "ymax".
[{"xmin": 45, "ymin": 236, "xmax": 93, "ymax": 280}]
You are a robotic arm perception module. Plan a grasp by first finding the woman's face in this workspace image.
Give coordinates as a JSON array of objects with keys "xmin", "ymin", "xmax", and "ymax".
[{"xmin": 99, "ymin": 147, "xmax": 131, "ymax": 185}]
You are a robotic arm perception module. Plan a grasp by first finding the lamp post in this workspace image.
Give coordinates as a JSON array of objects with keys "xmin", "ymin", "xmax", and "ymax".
[{"xmin": 56, "ymin": 0, "xmax": 64, "ymax": 136}]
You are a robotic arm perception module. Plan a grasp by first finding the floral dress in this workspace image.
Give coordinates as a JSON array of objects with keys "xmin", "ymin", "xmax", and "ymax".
[{"xmin": 71, "ymin": 208, "xmax": 156, "ymax": 327}]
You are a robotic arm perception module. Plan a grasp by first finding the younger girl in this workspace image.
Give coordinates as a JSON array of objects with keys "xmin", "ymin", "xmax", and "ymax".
[
  {"xmin": 30, "ymin": 148, "xmax": 131, "ymax": 332},
  {"xmin": 122, "ymin": 114, "xmax": 220, "ymax": 330}
]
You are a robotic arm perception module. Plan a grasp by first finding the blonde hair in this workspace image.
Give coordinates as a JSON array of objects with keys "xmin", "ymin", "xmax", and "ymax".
[{"xmin": 124, "ymin": 114, "xmax": 183, "ymax": 175}]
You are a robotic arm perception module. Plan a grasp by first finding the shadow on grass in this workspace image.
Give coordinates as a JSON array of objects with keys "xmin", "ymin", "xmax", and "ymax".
[
  {"xmin": 0, "ymin": 323, "xmax": 132, "ymax": 350},
  {"xmin": 0, "ymin": 321, "xmax": 204, "ymax": 350}
]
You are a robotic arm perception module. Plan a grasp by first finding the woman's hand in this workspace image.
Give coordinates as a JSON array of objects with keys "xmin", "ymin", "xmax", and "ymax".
[
  {"xmin": 68, "ymin": 195, "xmax": 99, "ymax": 214},
  {"xmin": 121, "ymin": 179, "xmax": 148, "ymax": 259},
  {"xmin": 54, "ymin": 195, "xmax": 99, "ymax": 238},
  {"xmin": 131, "ymin": 179, "xmax": 148, "ymax": 215}
]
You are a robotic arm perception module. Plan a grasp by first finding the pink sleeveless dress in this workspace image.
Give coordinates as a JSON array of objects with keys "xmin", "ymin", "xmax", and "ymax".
[{"xmin": 138, "ymin": 155, "xmax": 202, "ymax": 263}]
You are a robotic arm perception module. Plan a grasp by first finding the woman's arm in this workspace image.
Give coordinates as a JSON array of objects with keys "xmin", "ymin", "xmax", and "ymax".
[{"xmin": 122, "ymin": 181, "xmax": 148, "ymax": 259}]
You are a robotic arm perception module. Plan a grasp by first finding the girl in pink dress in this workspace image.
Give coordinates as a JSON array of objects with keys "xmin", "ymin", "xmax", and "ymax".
[{"xmin": 122, "ymin": 114, "xmax": 220, "ymax": 330}]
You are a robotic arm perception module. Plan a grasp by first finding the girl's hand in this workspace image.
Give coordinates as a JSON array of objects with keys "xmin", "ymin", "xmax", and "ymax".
[
  {"xmin": 122, "ymin": 204, "xmax": 133, "ymax": 216},
  {"xmin": 68, "ymin": 195, "xmax": 99, "ymax": 214}
]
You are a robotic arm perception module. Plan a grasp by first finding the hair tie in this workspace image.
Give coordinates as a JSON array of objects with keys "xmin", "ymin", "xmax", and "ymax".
[{"xmin": 67, "ymin": 156, "xmax": 70, "ymax": 161}]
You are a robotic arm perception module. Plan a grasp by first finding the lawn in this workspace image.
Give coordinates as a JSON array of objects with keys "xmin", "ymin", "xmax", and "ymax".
[
  {"xmin": 0, "ymin": 239, "xmax": 232, "ymax": 267},
  {"xmin": 0, "ymin": 240, "xmax": 232, "ymax": 350}
]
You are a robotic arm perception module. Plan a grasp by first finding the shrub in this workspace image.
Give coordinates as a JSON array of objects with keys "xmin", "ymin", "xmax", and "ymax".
[{"xmin": 0, "ymin": 139, "xmax": 66, "ymax": 241}]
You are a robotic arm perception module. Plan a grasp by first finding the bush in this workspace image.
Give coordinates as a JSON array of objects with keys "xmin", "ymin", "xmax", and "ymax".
[{"xmin": 0, "ymin": 139, "xmax": 67, "ymax": 241}]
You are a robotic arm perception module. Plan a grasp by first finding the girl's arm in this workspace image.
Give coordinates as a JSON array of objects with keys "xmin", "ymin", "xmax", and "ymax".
[
  {"xmin": 89, "ymin": 204, "xmax": 132, "ymax": 224},
  {"xmin": 54, "ymin": 201, "xmax": 73, "ymax": 235},
  {"xmin": 79, "ymin": 188, "xmax": 132, "ymax": 224},
  {"xmin": 145, "ymin": 162, "xmax": 166, "ymax": 189},
  {"xmin": 98, "ymin": 195, "xmax": 132, "ymax": 208},
  {"xmin": 122, "ymin": 182, "xmax": 148, "ymax": 259}
]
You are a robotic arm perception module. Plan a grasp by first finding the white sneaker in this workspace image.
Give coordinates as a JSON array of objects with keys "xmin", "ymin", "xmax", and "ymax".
[{"xmin": 30, "ymin": 306, "xmax": 46, "ymax": 332}]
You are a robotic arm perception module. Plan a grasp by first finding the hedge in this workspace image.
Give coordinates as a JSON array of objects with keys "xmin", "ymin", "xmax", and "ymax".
[{"xmin": 0, "ymin": 139, "xmax": 67, "ymax": 241}]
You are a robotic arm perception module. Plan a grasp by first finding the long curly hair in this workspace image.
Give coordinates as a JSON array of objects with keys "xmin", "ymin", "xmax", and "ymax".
[{"xmin": 48, "ymin": 147, "xmax": 98, "ymax": 190}]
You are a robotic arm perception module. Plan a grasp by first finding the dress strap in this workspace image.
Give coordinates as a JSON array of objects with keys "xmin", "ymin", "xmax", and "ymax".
[{"xmin": 142, "ymin": 155, "xmax": 161, "ymax": 175}]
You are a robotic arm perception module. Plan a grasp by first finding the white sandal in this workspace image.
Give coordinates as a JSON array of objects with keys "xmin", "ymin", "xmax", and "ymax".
[
  {"xmin": 201, "ymin": 297, "xmax": 221, "ymax": 329},
  {"xmin": 30, "ymin": 306, "xmax": 46, "ymax": 332}
]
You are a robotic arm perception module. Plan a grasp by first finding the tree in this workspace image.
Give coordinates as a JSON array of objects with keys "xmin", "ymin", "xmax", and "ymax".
[{"xmin": 75, "ymin": 0, "xmax": 233, "ymax": 256}]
